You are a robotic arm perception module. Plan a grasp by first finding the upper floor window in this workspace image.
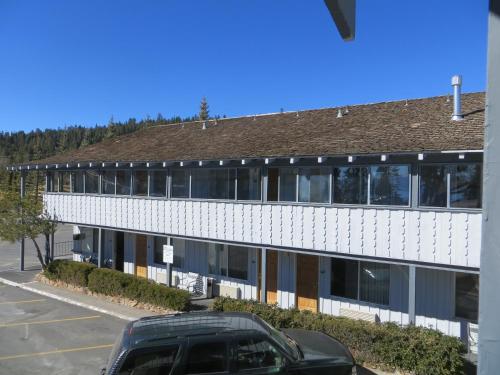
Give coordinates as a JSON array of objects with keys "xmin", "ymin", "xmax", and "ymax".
[
  {"xmin": 370, "ymin": 165, "xmax": 410, "ymax": 206},
  {"xmin": 333, "ymin": 166, "xmax": 368, "ymax": 204},
  {"xmin": 268, "ymin": 167, "xmax": 331, "ymax": 203},
  {"xmin": 133, "ymin": 170, "xmax": 148, "ymax": 196},
  {"xmin": 116, "ymin": 170, "xmax": 131, "ymax": 195},
  {"xmin": 450, "ymin": 164, "xmax": 482, "ymax": 209},
  {"xmin": 85, "ymin": 170, "xmax": 100, "ymax": 194},
  {"xmin": 71, "ymin": 172, "xmax": 84, "ymax": 193},
  {"xmin": 102, "ymin": 170, "xmax": 115, "ymax": 195},
  {"xmin": 237, "ymin": 168, "xmax": 261, "ymax": 200},
  {"xmin": 419, "ymin": 163, "xmax": 482, "ymax": 209},
  {"xmin": 150, "ymin": 170, "xmax": 167, "ymax": 197},
  {"xmin": 51, "ymin": 171, "xmax": 70, "ymax": 193},
  {"xmin": 171, "ymin": 169, "xmax": 190, "ymax": 198},
  {"xmin": 298, "ymin": 167, "xmax": 330, "ymax": 203},
  {"xmin": 191, "ymin": 168, "xmax": 235, "ymax": 200}
]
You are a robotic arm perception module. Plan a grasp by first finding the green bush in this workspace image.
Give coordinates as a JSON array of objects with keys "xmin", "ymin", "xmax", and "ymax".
[
  {"xmin": 213, "ymin": 297, "xmax": 466, "ymax": 375},
  {"xmin": 87, "ymin": 268, "xmax": 190, "ymax": 312},
  {"xmin": 44, "ymin": 259, "xmax": 95, "ymax": 287}
]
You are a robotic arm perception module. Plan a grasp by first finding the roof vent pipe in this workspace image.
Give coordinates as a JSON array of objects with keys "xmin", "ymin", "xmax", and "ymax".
[{"xmin": 451, "ymin": 75, "xmax": 463, "ymax": 121}]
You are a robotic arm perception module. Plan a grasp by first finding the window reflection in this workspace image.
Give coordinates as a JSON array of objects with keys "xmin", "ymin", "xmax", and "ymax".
[
  {"xmin": 450, "ymin": 164, "xmax": 482, "ymax": 208},
  {"xmin": 419, "ymin": 165, "xmax": 447, "ymax": 207},
  {"xmin": 333, "ymin": 167, "xmax": 368, "ymax": 204},
  {"xmin": 116, "ymin": 170, "xmax": 131, "ymax": 195},
  {"xmin": 370, "ymin": 165, "xmax": 409, "ymax": 206}
]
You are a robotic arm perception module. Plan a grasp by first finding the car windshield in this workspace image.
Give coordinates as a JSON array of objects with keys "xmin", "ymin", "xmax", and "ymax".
[{"xmin": 259, "ymin": 319, "xmax": 301, "ymax": 360}]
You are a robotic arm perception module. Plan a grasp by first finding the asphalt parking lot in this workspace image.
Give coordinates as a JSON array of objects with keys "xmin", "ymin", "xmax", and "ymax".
[{"xmin": 0, "ymin": 281, "xmax": 126, "ymax": 375}]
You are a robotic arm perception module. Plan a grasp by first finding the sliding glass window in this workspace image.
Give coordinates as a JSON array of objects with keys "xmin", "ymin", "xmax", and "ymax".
[
  {"xmin": 191, "ymin": 169, "xmax": 235, "ymax": 200},
  {"xmin": 370, "ymin": 165, "xmax": 409, "ymax": 206},
  {"xmin": 46, "ymin": 172, "xmax": 55, "ymax": 192},
  {"xmin": 237, "ymin": 168, "xmax": 261, "ymax": 201},
  {"xmin": 54, "ymin": 172, "xmax": 71, "ymax": 193},
  {"xmin": 279, "ymin": 168, "xmax": 297, "ymax": 202},
  {"xmin": 171, "ymin": 169, "xmax": 190, "ymax": 198},
  {"xmin": 419, "ymin": 165, "xmax": 447, "ymax": 207},
  {"xmin": 298, "ymin": 167, "xmax": 330, "ymax": 203},
  {"xmin": 150, "ymin": 170, "xmax": 167, "ymax": 197},
  {"xmin": 133, "ymin": 170, "xmax": 148, "ymax": 196},
  {"xmin": 450, "ymin": 164, "xmax": 482, "ymax": 208},
  {"xmin": 418, "ymin": 163, "xmax": 482, "ymax": 209},
  {"xmin": 101, "ymin": 171, "xmax": 115, "ymax": 195},
  {"xmin": 116, "ymin": 170, "xmax": 131, "ymax": 195},
  {"xmin": 333, "ymin": 167, "xmax": 368, "ymax": 204},
  {"xmin": 85, "ymin": 171, "xmax": 100, "ymax": 194},
  {"xmin": 331, "ymin": 258, "xmax": 390, "ymax": 306},
  {"xmin": 71, "ymin": 172, "xmax": 84, "ymax": 193}
]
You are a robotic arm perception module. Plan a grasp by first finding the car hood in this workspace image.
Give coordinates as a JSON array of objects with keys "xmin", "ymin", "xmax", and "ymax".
[{"xmin": 282, "ymin": 328, "xmax": 353, "ymax": 364}]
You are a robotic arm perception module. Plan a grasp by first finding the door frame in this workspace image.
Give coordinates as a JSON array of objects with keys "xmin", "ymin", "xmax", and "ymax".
[{"xmin": 295, "ymin": 253, "xmax": 319, "ymax": 313}]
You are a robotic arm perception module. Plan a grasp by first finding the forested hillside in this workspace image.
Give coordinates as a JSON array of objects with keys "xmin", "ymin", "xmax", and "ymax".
[
  {"xmin": 0, "ymin": 114, "xmax": 199, "ymax": 165},
  {"xmin": 0, "ymin": 113, "xmax": 206, "ymax": 191}
]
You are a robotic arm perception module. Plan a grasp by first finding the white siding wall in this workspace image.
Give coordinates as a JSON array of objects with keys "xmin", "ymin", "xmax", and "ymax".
[{"xmin": 44, "ymin": 194, "xmax": 481, "ymax": 268}]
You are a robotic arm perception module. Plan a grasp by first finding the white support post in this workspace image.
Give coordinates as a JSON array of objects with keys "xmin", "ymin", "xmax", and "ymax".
[
  {"xmin": 97, "ymin": 228, "xmax": 103, "ymax": 268},
  {"xmin": 408, "ymin": 265, "xmax": 416, "ymax": 325},
  {"xmin": 19, "ymin": 172, "xmax": 26, "ymax": 271},
  {"xmin": 260, "ymin": 248, "xmax": 267, "ymax": 303}
]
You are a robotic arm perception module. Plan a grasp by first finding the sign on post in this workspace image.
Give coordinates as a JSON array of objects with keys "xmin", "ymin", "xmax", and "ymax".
[{"xmin": 163, "ymin": 244, "xmax": 174, "ymax": 264}]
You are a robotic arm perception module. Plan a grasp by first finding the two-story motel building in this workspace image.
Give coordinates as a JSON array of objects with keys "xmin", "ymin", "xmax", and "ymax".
[{"xmin": 11, "ymin": 89, "xmax": 483, "ymax": 344}]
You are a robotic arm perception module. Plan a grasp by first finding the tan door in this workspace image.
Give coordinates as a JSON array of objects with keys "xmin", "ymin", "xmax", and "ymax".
[
  {"xmin": 266, "ymin": 250, "xmax": 278, "ymax": 304},
  {"xmin": 135, "ymin": 235, "xmax": 148, "ymax": 278},
  {"xmin": 296, "ymin": 254, "xmax": 318, "ymax": 313}
]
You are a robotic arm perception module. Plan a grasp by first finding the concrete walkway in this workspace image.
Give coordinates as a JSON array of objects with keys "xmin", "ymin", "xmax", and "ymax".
[{"xmin": 0, "ymin": 269, "xmax": 159, "ymax": 321}]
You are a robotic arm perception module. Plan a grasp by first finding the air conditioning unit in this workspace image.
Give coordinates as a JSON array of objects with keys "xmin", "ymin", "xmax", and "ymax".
[{"xmin": 339, "ymin": 307, "xmax": 379, "ymax": 323}]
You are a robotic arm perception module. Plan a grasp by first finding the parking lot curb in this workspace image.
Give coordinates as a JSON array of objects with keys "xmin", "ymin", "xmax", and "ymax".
[{"xmin": 0, "ymin": 276, "xmax": 136, "ymax": 322}]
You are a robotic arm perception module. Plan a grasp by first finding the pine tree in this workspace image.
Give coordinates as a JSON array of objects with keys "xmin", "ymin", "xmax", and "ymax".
[{"xmin": 199, "ymin": 97, "xmax": 209, "ymax": 121}]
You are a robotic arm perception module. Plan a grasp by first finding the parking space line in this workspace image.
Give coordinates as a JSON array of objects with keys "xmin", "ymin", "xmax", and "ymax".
[
  {"xmin": 0, "ymin": 315, "xmax": 102, "ymax": 328},
  {"xmin": 0, "ymin": 299, "xmax": 45, "ymax": 305},
  {"xmin": 0, "ymin": 344, "xmax": 114, "ymax": 361}
]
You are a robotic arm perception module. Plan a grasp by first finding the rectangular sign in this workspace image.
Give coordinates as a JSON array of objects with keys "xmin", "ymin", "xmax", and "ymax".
[{"xmin": 163, "ymin": 244, "xmax": 174, "ymax": 264}]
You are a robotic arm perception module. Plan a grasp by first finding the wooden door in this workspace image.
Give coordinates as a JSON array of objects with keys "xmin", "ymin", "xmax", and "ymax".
[
  {"xmin": 296, "ymin": 254, "xmax": 318, "ymax": 312},
  {"xmin": 266, "ymin": 250, "xmax": 278, "ymax": 304},
  {"xmin": 135, "ymin": 235, "xmax": 148, "ymax": 278}
]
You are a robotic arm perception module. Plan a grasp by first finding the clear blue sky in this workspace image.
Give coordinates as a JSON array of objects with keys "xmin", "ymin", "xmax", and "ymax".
[{"xmin": 0, "ymin": 0, "xmax": 489, "ymax": 132}]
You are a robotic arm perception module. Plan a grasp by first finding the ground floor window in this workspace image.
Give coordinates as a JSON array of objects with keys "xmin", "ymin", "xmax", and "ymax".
[
  {"xmin": 173, "ymin": 239, "xmax": 185, "ymax": 269},
  {"xmin": 330, "ymin": 258, "xmax": 390, "ymax": 306},
  {"xmin": 153, "ymin": 236, "xmax": 169, "ymax": 265},
  {"xmin": 455, "ymin": 272, "xmax": 479, "ymax": 322},
  {"xmin": 208, "ymin": 244, "xmax": 250, "ymax": 280}
]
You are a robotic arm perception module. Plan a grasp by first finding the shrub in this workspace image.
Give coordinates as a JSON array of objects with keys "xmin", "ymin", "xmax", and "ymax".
[
  {"xmin": 44, "ymin": 259, "xmax": 95, "ymax": 287},
  {"xmin": 213, "ymin": 297, "xmax": 466, "ymax": 375},
  {"xmin": 87, "ymin": 268, "xmax": 190, "ymax": 312}
]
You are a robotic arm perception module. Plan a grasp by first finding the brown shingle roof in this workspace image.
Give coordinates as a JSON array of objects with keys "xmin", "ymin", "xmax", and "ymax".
[{"xmin": 29, "ymin": 93, "xmax": 485, "ymax": 166}]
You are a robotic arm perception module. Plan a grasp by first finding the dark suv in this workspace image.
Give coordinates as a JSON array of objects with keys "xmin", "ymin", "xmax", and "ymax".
[{"xmin": 103, "ymin": 312, "xmax": 355, "ymax": 375}]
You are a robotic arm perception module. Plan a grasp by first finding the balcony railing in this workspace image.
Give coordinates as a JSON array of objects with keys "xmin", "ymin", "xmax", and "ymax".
[{"xmin": 44, "ymin": 193, "xmax": 481, "ymax": 268}]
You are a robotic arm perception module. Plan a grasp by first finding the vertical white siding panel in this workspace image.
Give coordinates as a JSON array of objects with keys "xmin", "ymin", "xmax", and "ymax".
[
  {"xmin": 233, "ymin": 204, "xmax": 244, "ymax": 243},
  {"xmin": 209, "ymin": 202, "xmax": 218, "ymax": 240},
  {"xmin": 325, "ymin": 208, "xmax": 337, "ymax": 253},
  {"xmin": 469, "ymin": 213, "xmax": 481, "ymax": 268},
  {"xmin": 281, "ymin": 206, "xmax": 293, "ymax": 247},
  {"xmin": 226, "ymin": 203, "xmax": 235, "ymax": 241},
  {"xmin": 261, "ymin": 205, "xmax": 272, "ymax": 244},
  {"xmin": 302, "ymin": 206, "xmax": 314, "ymax": 250},
  {"xmin": 338, "ymin": 209, "xmax": 350, "ymax": 254}
]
